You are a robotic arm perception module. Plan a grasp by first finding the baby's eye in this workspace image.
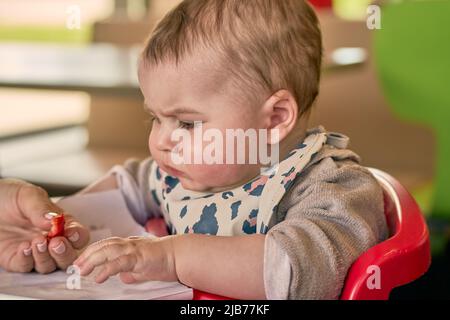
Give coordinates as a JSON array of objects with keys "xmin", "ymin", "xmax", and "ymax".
[
  {"xmin": 148, "ymin": 113, "xmax": 161, "ymax": 124},
  {"xmin": 178, "ymin": 120, "xmax": 195, "ymax": 129}
]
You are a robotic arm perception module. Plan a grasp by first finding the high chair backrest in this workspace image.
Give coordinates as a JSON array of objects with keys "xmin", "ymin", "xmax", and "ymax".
[{"xmin": 339, "ymin": 168, "xmax": 431, "ymax": 300}]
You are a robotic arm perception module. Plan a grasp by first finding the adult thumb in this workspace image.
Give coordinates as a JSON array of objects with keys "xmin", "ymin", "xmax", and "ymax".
[{"xmin": 17, "ymin": 183, "xmax": 62, "ymax": 230}]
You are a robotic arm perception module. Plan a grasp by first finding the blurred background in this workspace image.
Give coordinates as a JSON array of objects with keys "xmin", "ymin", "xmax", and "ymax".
[{"xmin": 0, "ymin": 0, "xmax": 448, "ymax": 298}]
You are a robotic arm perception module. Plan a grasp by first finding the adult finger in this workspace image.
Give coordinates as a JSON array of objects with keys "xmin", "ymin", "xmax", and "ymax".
[
  {"xmin": 17, "ymin": 184, "xmax": 62, "ymax": 230},
  {"xmin": 7, "ymin": 241, "xmax": 34, "ymax": 273},
  {"xmin": 48, "ymin": 237, "xmax": 78, "ymax": 271},
  {"xmin": 31, "ymin": 236, "xmax": 56, "ymax": 274},
  {"xmin": 63, "ymin": 214, "xmax": 90, "ymax": 250}
]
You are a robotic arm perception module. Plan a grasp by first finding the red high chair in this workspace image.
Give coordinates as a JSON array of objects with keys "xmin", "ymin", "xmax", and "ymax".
[
  {"xmin": 340, "ymin": 168, "xmax": 430, "ymax": 299},
  {"xmin": 308, "ymin": 0, "xmax": 332, "ymax": 9},
  {"xmin": 146, "ymin": 168, "xmax": 431, "ymax": 300}
]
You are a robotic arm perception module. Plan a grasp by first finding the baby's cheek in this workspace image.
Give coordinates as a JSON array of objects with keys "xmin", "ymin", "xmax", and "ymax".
[
  {"xmin": 148, "ymin": 132, "xmax": 163, "ymax": 162},
  {"xmin": 148, "ymin": 131, "xmax": 156, "ymax": 154}
]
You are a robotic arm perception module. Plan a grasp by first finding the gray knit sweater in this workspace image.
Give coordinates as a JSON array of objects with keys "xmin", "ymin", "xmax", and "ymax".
[{"xmin": 111, "ymin": 131, "xmax": 388, "ymax": 300}]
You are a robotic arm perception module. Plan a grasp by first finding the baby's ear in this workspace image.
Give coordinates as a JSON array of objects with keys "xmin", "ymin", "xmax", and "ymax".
[{"xmin": 262, "ymin": 89, "xmax": 298, "ymax": 144}]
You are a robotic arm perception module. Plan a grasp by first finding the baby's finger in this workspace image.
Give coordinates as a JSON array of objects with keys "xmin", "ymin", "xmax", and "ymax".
[
  {"xmin": 95, "ymin": 254, "xmax": 136, "ymax": 283},
  {"xmin": 119, "ymin": 272, "xmax": 137, "ymax": 284},
  {"xmin": 119, "ymin": 272, "xmax": 149, "ymax": 284},
  {"xmin": 48, "ymin": 237, "xmax": 78, "ymax": 271},
  {"xmin": 31, "ymin": 236, "xmax": 56, "ymax": 274},
  {"xmin": 63, "ymin": 215, "xmax": 90, "ymax": 249},
  {"xmin": 77, "ymin": 242, "xmax": 126, "ymax": 276},
  {"xmin": 74, "ymin": 237, "xmax": 122, "ymax": 266},
  {"xmin": 8, "ymin": 242, "xmax": 34, "ymax": 273}
]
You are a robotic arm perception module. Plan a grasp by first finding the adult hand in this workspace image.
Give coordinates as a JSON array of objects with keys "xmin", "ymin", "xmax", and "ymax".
[{"xmin": 0, "ymin": 179, "xmax": 90, "ymax": 273}]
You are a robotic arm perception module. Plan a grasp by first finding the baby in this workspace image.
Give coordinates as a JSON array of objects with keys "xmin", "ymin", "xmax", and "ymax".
[{"xmin": 74, "ymin": 0, "xmax": 388, "ymax": 299}]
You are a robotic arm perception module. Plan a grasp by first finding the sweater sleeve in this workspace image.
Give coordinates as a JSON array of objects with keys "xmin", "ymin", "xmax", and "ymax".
[
  {"xmin": 109, "ymin": 157, "xmax": 162, "ymax": 226},
  {"xmin": 263, "ymin": 154, "xmax": 388, "ymax": 299}
]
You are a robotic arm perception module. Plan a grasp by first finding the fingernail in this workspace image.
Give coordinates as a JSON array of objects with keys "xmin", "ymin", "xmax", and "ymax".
[
  {"xmin": 45, "ymin": 212, "xmax": 58, "ymax": 220},
  {"xmin": 68, "ymin": 232, "xmax": 80, "ymax": 243},
  {"xmin": 52, "ymin": 241, "xmax": 66, "ymax": 255},
  {"xmin": 37, "ymin": 240, "xmax": 47, "ymax": 253},
  {"xmin": 23, "ymin": 247, "xmax": 32, "ymax": 256}
]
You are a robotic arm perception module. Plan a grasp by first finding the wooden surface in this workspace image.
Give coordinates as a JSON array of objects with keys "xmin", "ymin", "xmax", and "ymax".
[
  {"xmin": 0, "ymin": 88, "xmax": 90, "ymax": 138},
  {"xmin": 0, "ymin": 43, "xmax": 141, "ymax": 97},
  {"xmin": 0, "ymin": 127, "xmax": 148, "ymax": 195}
]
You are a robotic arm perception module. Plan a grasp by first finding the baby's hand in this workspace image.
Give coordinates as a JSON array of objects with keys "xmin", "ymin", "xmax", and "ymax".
[{"xmin": 73, "ymin": 236, "xmax": 177, "ymax": 284}]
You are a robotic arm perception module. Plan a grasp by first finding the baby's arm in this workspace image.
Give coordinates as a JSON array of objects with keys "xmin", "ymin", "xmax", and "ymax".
[{"xmin": 172, "ymin": 233, "xmax": 266, "ymax": 299}]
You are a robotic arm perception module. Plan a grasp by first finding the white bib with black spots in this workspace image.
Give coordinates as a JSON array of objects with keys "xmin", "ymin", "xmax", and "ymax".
[{"xmin": 148, "ymin": 130, "xmax": 336, "ymax": 236}]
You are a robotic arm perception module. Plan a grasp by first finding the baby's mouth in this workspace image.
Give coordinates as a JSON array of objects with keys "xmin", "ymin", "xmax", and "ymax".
[{"xmin": 161, "ymin": 163, "xmax": 184, "ymax": 177}]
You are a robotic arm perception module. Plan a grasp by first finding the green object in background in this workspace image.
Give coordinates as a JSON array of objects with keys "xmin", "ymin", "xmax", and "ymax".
[
  {"xmin": 413, "ymin": 182, "xmax": 434, "ymax": 216},
  {"xmin": 374, "ymin": 1, "xmax": 450, "ymax": 220},
  {"xmin": 333, "ymin": 0, "xmax": 373, "ymax": 20},
  {"xmin": 0, "ymin": 25, "xmax": 92, "ymax": 44}
]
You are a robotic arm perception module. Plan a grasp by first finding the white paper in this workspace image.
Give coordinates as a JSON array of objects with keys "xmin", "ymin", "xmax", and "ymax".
[
  {"xmin": 56, "ymin": 189, "xmax": 150, "ymax": 243},
  {"xmin": 0, "ymin": 270, "xmax": 192, "ymax": 300}
]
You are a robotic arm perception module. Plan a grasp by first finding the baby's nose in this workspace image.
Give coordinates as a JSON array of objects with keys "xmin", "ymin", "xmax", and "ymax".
[{"xmin": 155, "ymin": 127, "xmax": 178, "ymax": 152}]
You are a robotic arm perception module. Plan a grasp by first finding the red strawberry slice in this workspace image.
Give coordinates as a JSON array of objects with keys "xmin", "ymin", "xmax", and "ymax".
[{"xmin": 47, "ymin": 212, "xmax": 65, "ymax": 240}]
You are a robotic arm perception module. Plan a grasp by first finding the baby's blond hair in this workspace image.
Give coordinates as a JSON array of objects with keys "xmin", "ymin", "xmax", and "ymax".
[{"xmin": 142, "ymin": 0, "xmax": 322, "ymax": 116}]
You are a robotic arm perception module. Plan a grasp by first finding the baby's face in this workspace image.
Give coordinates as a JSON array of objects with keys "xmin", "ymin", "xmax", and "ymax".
[{"xmin": 138, "ymin": 54, "xmax": 269, "ymax": 192}]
